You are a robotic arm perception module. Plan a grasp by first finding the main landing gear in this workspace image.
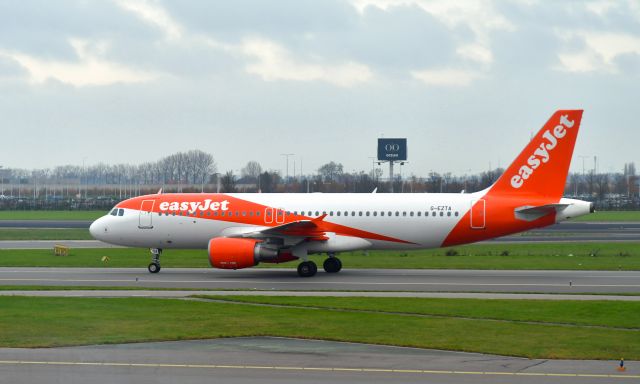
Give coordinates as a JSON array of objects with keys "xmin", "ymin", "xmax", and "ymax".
[
  {"xmin": 297, "ymin": 254, "xmax": 342, "ymax": 277},
  {"xmin": 148, "ymin": 248, "xmax": 162, "ymax": 273}
]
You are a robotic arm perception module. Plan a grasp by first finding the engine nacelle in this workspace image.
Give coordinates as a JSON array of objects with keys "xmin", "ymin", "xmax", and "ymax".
[{"xmin": 208, "ymin": 237, "xmax": 279, "ymax": 270}]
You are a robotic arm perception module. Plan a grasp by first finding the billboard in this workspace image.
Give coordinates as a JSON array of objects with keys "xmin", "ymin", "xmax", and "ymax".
[{"xmin": 377, "ymin": 138, "xmax": 407, "ymax": 161}]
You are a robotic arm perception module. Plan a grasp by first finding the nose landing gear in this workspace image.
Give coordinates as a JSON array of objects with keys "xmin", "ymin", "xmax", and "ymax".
[{"xmin": 148, "ymin": 248, "xmax": 162, "ymax": 273}]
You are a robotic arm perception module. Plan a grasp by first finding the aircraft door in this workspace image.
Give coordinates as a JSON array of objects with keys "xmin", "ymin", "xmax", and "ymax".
[
  {"xmin": 139, "ymin": 200, "xmax": 155, "ymax": 229},
  {"xmin": 470, "ymin": 199, "xmax": 485, "ymax": 229},
  {"xmin": 275, "ymin": 208, "xmax": 285, "ymax": 224},
  {"xmin": 264, "ymin": 208, "xmax": 273, "ymax": 224}
]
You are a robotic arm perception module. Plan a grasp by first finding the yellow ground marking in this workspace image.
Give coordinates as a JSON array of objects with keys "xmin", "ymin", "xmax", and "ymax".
[{"xmin": 0, "ymin": 360, "xmax": 637, "ymax": 378}]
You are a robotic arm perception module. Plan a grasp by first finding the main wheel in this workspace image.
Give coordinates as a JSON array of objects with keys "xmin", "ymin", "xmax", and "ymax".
[
  {"xmin": 148, "ymin": 262, "xmax": 161, "ymax": 273},
  {"xmin": 323, "ymin": 257, "xmax": 342, "ymax": 273},
  {"xmin": 297, "ymin": 261, "xmax": 317, "ymax": 277}
]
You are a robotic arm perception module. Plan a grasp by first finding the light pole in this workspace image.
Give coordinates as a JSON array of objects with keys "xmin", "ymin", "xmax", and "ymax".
[
  {"xmin": 280, "ymin": 153, "xmax": 294, "ymax": 190},
  {"xmin": 0, "ymin": 166, "xmax": 3, "ymax": 197}
]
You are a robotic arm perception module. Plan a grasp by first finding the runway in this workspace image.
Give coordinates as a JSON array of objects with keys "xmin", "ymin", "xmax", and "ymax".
[
  {"xmin": 0, "ymin": 337, "xmax": 635, "ymax": 384},
  {"xmin": 0, "ymin": 267, "xmax": 638, "ymax": 293}
]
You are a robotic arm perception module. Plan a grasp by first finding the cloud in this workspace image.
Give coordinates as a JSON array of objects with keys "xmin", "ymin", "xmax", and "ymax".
[
  {"xmin": 556, "ymin": 30, "xmax": 640, "ymax": 73},
  {"xmin": 241, "ymin": 38, "xmax": 373, "ymax": 87},
  {"xmin": 0, "ymin": 39, "xmax": 156, "ymax": 86},
  {"xmin": 350, "ymin": 0, "xmax": 513, "ymax": 64},
  {"xmin": 114, "ymin": 0, "xmax": 182, "ymax": 41},
  {"xmin": 411, "ymin": 68, "xmax": 481, "ymax": 86}
]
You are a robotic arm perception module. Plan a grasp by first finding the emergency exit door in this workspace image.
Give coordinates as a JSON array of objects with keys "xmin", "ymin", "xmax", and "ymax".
[{"xmin": 470, "ymin": 199, "xmax": 485, "ymax": 229}]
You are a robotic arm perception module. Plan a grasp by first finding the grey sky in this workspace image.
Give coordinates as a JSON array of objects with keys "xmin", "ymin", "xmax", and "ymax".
[{"xmin": 1, "ymin": 0, "xmax": 638, "ymax": 177}]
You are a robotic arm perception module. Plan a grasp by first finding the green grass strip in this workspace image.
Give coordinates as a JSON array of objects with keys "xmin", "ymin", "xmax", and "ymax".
[
  {"xmin": 0, "ymin": 210, "xmax": 103, "ymax": 220},
  {"xmin": 208, "ymin": 296, "xmax": 640, "ymax": 329},
  {"xmin": 570, "ymin": 211, "xmax": 640, "ymax": 222},
  {"xmin": 1, "ymin": 242, "xmax": 639, "ymax": 270},
  {"xmin": 0, "ymin": 296, "xmax": 638, "ymax": 360},
  {"xmin": 0, "ymin": 229, "xmax": 92, "ymax": 240}
]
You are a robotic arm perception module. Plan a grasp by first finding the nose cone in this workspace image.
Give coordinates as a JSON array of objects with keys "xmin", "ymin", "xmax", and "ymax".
[{"xmin": 89, "ymin": 217, "xmax": 106, "ymax": 240}]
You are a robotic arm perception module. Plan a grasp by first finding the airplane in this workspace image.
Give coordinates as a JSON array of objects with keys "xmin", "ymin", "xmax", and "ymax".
[{"xmin": 90, "ymin": 109, "xmax": 593, "ymax": 277}]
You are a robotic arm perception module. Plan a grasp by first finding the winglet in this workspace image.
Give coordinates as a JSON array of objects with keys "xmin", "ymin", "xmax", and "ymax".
[{"xmin": 312, "ymin": 214, "xmax": 328, "ymax": 223}]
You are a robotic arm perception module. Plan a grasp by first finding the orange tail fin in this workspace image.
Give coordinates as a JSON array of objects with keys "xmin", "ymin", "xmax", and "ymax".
[{"xmin": 489, "ymin": 110, "xmax": 583, "ymax": 199}]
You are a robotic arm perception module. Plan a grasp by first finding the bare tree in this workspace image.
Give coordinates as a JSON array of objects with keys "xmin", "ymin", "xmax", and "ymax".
[
  {"xmin": 241, "ymin": 161, "xmax": 262, "ymax": 181},
  {"xmin": 220, "ymin": 171, "xmax": 237, "ymax": 193}
]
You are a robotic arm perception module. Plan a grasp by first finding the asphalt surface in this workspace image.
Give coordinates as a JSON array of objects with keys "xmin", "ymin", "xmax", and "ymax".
[
  {"xmin": 0, "ymin": 337, "xmax": 635, "ymax": 384},
  {"xmin": 0, "ymin": 267, "xmax": 638, "ymax": 293}
]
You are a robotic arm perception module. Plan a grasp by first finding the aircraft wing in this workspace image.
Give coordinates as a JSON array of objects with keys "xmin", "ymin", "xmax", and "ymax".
[{"xmin": 224, "ymin": 214, "xmax": 330, "ymax": 242}]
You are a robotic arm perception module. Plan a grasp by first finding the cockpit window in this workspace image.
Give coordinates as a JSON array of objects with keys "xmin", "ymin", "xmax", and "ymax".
[
  {"xmin": 110, "ymin": 209, "xmax": 118, "ymax": 216},
  {"xmin": 118, "ymin": 209, "xmax": 124, "ymax": 216}
]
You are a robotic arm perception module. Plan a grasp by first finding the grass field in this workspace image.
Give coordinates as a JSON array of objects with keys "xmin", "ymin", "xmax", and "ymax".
[
  {"xmin": 0, "ymin": 210, "xmax": 103, "ymax": 220},
  {"xmin": 0, "ymin": 229, "xmax": 91, "ymax": 240},
  {"xmin": 0, "ymin": 210, "xmax": 639, "ymax": 222},
  {"xmin": 0, "ymin": 242, "xmax": 638, "ymax": 270},
  {"xmin": 571, "ymin": 210, "xmax": 640, "ymax": 222},
  {"xmin": 0, "ymin": 296, "xmax": 637, "ymax": 359}
]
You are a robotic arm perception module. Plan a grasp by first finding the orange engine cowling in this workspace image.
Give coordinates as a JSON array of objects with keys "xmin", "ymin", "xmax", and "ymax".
[{"xmin": 208, "ymin": 237, "xmax": 278, "ymax": 270}]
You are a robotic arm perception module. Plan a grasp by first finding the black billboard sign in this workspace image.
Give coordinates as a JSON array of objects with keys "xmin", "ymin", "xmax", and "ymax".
[{"xmin": 377, "ymin": 138, "xmax": 407, "ymax": 161}]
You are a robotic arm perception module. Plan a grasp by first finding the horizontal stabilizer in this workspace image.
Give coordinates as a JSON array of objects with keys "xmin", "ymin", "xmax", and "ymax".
[{"xmin": 515, "ymin": 204, "xmax": 570, "ymax": 222}]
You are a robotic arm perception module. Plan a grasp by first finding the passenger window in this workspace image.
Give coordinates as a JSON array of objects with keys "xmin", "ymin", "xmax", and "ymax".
[
  {"xmin": 402, "ymin": 212, "xmax": 406, "ymax": 216},
  {"xmin": 395, "ymin": 212, "xmax": 399, "ymax": 216},
  {"xmin": 351, "ymin": 211, "xmax": 355, "ymax": 216},
  {"xmin": 315, "ymin": 211, "xmax": 320, "ymax": 216},
  {"xmin": 373, "ymin": 211, "xmax": 377, "ymax": 216},
  {"xmin": 213, "ymin": 212, "xmax": 218, "ymax": 216},
  {"xmin": 455, "ymin": 212, "xmax": 459, "ymax": 217},
  {"xmin": 440, "ymin": 212, "xmax": 444, "ymax": 217},
  {"xmin": 337, "ymin": 211, "xmax": 341, "ymax": 216},
  {"xmin": 256, "ymin": 211, "xmax": 260, "ymax": 216},
  {"xmin": 366, "ymin": 212, "xmax": 370, "ymax": 216},
  {"xmin": 344, "ymin": 211, "xmax": 348, "ymax": 216},
  {"xmin": 359, "ymin": 212, "xmax": 363, "ymax": 216},
  {"xmin": 447, "ymin": 212, "xmax": 451, "ymax": 217},
  {"xmin": 330, "ymin": 211, "xmax": 333, "ymax": 216},
  {"xmin": 425, "ymin": 211, "xmax": 429, "ymax": 217},
  {"xmin": 417, "ymin": 212, "xmax": 421, "ymax": 217},
  {"xmin": 410, "ymin": 212, "xmax": 414, "ymax": 217},
  {"xmin": 432, "ymin": 212, "xmax": 436, "ymax": 217},
  {"xmin": 242, "ymin": 211, "xmax": 247, "ymax": 216}
]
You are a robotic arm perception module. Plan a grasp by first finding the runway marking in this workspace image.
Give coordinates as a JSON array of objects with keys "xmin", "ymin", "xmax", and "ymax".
[{"xmin": 0, "ymin": 360, "xmax": 637, "ymax": 378}]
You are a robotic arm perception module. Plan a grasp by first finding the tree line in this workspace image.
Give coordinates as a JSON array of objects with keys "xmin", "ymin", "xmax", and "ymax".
[{"xmin": 0, "ymin": 151, "xmax": 638, "ymax": 210}]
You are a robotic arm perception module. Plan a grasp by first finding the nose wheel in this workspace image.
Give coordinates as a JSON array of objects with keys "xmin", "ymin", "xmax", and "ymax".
[{"xmin": 148, "ymin": 248, "xmax": 162, "ymax": 273}]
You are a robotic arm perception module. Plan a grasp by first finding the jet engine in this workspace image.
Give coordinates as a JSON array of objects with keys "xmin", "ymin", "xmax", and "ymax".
[{"xmin": 208, "ymin": 237, "xmax": 279, "ymax": 270}]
